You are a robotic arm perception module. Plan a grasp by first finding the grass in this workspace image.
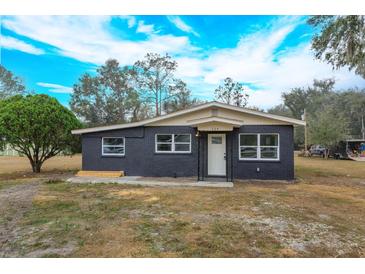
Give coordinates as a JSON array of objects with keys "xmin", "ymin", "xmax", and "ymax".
[
  {"xmin": 295, "ymin": 155, "xmax": 365, "ymax": 179},
  {"xmin": 0, "ymin": 154, "xmax": 81, "ymax": 175},
  {"xmin": 1, "ymin": 154, "xmax": 365, "ymax": 257}
]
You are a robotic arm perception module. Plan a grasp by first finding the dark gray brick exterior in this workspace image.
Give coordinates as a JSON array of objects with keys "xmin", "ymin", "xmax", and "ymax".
[
  {"xmin": 81, "ymin": 125, "xmax": 294, "ymax": 180},
  {"xmin": 82, "ymin": 126, "xmax": 198, "ymax": 177},
  {"xmin": 232, "ymin": 125, "xmax": 294, "ymax": 180}
]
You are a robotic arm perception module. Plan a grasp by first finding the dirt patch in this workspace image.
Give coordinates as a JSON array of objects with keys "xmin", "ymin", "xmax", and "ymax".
[
  {"xmin": 0, "ymin": 181, "xmax": 40, "ymax": 257},
  {"xmin": 111, "ymin": 189, "xmax": 150, "ymax": 197},
  {"xmin": 0, "ymin": 176, "xmax": 77, "ymax": 257}
]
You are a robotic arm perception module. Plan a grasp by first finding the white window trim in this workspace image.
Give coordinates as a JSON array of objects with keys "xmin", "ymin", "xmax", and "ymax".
[
  {"xmin": 155, "ymin": 134, "xmax": 191, "ymax": 153},
  {"xmin": 102, "ymin": 137, "xmax": 125, "ymax": 156},
  {"xmin": 239, "ymin": 133, "xmax": 280, "ymax": 161}
]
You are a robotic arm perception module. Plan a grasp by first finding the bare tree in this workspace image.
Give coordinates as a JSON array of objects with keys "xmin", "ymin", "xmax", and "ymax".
[
  {"xmin": 132, "ymin": 53, "xmax": 178, "ymax": 116},
  {"xmin": 214, "ymin": 77, "xmax": 249, "ymax": 107},
  {"xmin": 0, "ymin": 65, "xmax": 25, "ymax": 99}
]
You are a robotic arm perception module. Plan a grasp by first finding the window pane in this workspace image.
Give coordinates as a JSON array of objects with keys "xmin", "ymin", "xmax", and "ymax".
[
  {"xmin": 174, "ymin": 134, "xmax": 190, "ymax": 143},
  {"xmin": 157, "ymin": 143, "xmax": 172, "ymax": 151},
  {"xmin": 175, "ymin": 144, "xmax": 190, "ymax": 152},
  {"xmin": 103, "ymin": 138, "xmax": 124, "ymax": 146},
  {"xmin": 240, "ymin": 147, "xmax": 257, "ymax": 158},
  {"xmin": 260, "ymin": 134, "xmax": 278, "ymax": 146},
  {"xmin": 211, "ymin": 136, "xmax": 222, "ymax": 144},
  {"xmin": 240, "ymin": 135, "xmax": 257, "ymax": 146},
  {"xmin": 103, "ymin": 146, "xmax": 124, "ymax": 155},
  {"xmin": 260, "ymin": 147, "xmax": 278, "ymax": 159},
  {"xmin": 157, "ymin": 134, "xmax": 172, "ymax": 143}
]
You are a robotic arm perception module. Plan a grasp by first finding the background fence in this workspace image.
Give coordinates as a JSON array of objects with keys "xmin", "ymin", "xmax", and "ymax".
[{"xmin": 0, "ymin": 144, "xmax": 20, "ymax": 156}]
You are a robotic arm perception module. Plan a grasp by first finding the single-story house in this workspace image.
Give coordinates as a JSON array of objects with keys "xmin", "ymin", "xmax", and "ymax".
[{"xmin": 72, "ymin": 101, "xmax": 305, "ymax": 181}]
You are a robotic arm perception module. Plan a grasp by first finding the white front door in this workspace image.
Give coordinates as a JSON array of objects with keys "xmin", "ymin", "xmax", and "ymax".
[{"xmin": 208, "ymin": 134, "xmax": 226, "ymax": 176}]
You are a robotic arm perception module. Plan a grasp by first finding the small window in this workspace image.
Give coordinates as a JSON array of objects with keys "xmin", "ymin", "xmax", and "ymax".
[
  {"xmin": 102, "ymin": 137, "xmax": 125, "ymax": 156},
  {"xmin": 156, "ymin": 134, "xmax": 191, "ymax": 153},
  {"xmin": 239, "ymin": 134, "xmax": 279, "ymax": 160},
  {"xmin": 211, "ymin": 136, "xmax": 222, "ymax": 144}
]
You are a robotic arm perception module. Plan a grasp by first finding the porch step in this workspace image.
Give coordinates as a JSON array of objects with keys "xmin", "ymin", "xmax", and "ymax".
[{"xmin": 76, "ymin": 170, "xmax": 124, "ymax": 178}]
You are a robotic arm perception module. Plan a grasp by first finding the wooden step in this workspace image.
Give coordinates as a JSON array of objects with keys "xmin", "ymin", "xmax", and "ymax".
[{"xmin": 76, "ymin": 170, "xmax": 124, "ymax": 178}]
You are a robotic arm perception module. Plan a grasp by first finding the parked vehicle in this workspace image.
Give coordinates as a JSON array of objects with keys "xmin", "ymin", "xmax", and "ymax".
[
  {"xmin": 309, "ymin": 145, "xmax": 327, "ymax": 157},
  {"xmin": 331, "ymin": 139, "xmax": 365, "ymax": 161}
]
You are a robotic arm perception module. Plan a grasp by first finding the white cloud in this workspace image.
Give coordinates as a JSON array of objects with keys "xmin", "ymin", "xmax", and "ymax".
[
  {"xmin": 37, "ymin": 82, "xmax": 73, "ymax": 94},
  {"xmin": 0, "ymin": 35, "xmax": 44, "ymax": 55},
  {"xmin": 167, "ymin": 16, "xmax": 199, "ymax": 37},
  {"xmin": 3, "ymin": 16, "xmax": 365, "ymax": 109},
  {"xmin": 2, "ymin": 16, "xmax": 196, "ymax": 65},
  {"xmin": 136, "ymin": 20, "xmax": 157, "ymax": 34},
  {"xmin": 175, "ymin": 57, "xmax": 205, "ymax": 78},
  {"xmin": 119, "ymin": 15, "xmax": 136, "ymax": 28},
  {"xmin": 174, "ymin": 17, "xmax": 365, "ymax": 109}
]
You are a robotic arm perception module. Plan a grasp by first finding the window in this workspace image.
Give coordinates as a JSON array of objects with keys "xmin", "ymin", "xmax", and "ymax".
[
  {"xmin": 102, "ymin": 137, "xmax": 125, "ymax": 156},
  {"xmin": 156, "ymin": 134, "xmax": 191, "ymax": 153},
  {"xmin": 239, "ymin": 134, "xmax": 279, "ymax": 160},
  {"xmin": 211, "ymin": 136, "xmax": 222, "ymax": 144}
]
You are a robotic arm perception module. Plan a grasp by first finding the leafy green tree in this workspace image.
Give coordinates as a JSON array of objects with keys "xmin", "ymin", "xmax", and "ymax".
[
  {"xmin": 132, "ymin": 53, "xmax": 179, "ymax": 116},
  {"xmin": 281, "ymin": 79, "xmax": 336, "ymax": 148},
  {"xmin": 0, "ymin": 95, "xmax": 82, "ymax": 172},
  {"xmin": 247, "ymin": 106, "xmax": 265, "ymax": 112},
  {"xmin": 163, "ymin": 80, "xmax": 201, "ymax": 113},
  {"xmin": 267, "ymin": 104, "xmax": 293, "ymax": 118},
  {"xmin": 308, "ymin": 16, "xmax": 365, "ymax": 78},
  {"xmin": 281, "ymin": 87, "xmax": 307, "ymax": 119},
  {"xmin": 214, "ymin": 77, "xmax": 249, "ymax": 107},
  {"xmin": 130, "ymin": 101, "xmax": 152, "ymax": 122},
  {"xmin": 332, "ymin": 88, "xmax": 365, "ymax": 138},
  {"xmin": 282, "ymin": 78, "xmax": 335, "ymax": 119},
  {"xmin": 70, "ymin": 59, "xmax": 142, "ymax": 126},
  {"xmin": 267, "ymin": 104, "xmax": 304, "ymax": 149},
  {"xmin": 308, "ymin": 106, "xmax": 349, "ymax": 158},
  {"xmin": 0, "ymin": 65, "xmax": 25, "ymax": 99}
]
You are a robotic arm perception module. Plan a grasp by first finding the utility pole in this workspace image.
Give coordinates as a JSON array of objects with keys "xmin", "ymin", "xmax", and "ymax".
[
  {"xmin": 304, "ymin": 109, "xmax": 308, "ymax": 153},
  {"xmin": 361, "ymin": 115, "xmax": 365, "ymax": 140}
]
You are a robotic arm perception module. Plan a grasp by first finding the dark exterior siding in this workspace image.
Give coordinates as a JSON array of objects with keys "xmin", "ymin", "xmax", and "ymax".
[
  {"xmin": 232, "ymin": 125, "xmax": 294, "ymax": 180},
  {"xmin": 82, "ymin": 126, "xmax": 197, "ymax": 177},
  {"xmin": 81, "ymin": 125, "xmax": 294, "ymax": 180}
]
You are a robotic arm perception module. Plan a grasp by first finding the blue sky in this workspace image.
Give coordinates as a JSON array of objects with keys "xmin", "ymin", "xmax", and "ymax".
[{"xmin": 1, "ymin": 15, "xmax": 365, "ymax": 109}]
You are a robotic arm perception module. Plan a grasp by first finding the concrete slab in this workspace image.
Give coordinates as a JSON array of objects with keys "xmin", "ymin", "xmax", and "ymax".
[{"xmin": 67, "ymin": 176, "xmax": 233, "ymax": 188}]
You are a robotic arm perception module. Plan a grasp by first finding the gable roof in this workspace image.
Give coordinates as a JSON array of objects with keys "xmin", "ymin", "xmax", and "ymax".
[{"xmin": 72, "ymin": 101, "xmax": 305, "ymax": 134}]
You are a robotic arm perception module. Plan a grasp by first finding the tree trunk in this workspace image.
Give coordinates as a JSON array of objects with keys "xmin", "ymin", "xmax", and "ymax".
[
  {"xmin": 31, "ymin": 160, "xmax": 43, "ymax": 173},
  {"xmin": 159, "ymin": 90, "xmax": 162, "ymax": 116},
  {"xmin": 324, "ymin": 149, "xmax": 329, "ymax": 160},
  {"xmin": 155, "ymin": 97, "xmax": 159, "ymax": 116}
]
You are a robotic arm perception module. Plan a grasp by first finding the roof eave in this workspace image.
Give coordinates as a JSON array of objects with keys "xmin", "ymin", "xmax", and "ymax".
[{"xmin": 71, "ymin": 101, "xmax": 306, "ymax": 134}]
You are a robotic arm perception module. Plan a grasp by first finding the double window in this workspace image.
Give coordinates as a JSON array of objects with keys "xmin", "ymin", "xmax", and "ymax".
[
  {"xmin": 155, "ymin": 134, "xmax": 191, "ymax": 153},
  {"xmin": 102, "ymin": 137, "xmax": 125, "ymax": 156},
  {"xmin": 239, "ymin": 133, "xmax": 279, "ymax": 160}
]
